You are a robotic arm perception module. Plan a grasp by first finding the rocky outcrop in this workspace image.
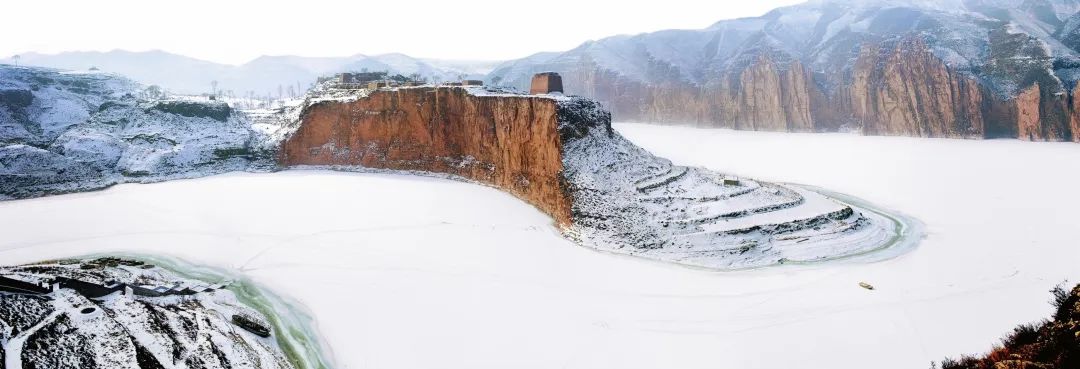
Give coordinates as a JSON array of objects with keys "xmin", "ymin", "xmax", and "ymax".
[
  {"xmin": 282, "ymin": 86, "xmax": 908, "ymax": 269},
  {"xmin": 281, "ymin": 87, "xmax": 573, "ymax": 226},
  {"xmin": 701, "ymin": 58, "xmax": 818, "ymax": 132},
  {"xmin": 849, "ymin": 38, "xmax": 987, "ymax": 138},
  {"xmin": 1017, "ymin": 84, "xmax": 1044, "ymax": 141},
  {"xmin": 1070, "ymin": 83, "xmax": 1080, "ymax": 143}
]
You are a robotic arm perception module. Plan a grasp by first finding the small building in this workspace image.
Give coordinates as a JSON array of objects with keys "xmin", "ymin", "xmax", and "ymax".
[
  {"xmin": 723, "ymin": 178, "xmax": 741, "ymax": 186},
  {"xmin": 530, "ymin": 72, "xmax": 564, "ymax": 95},
  {"xmin": 56, "ymin": 277, "xmax": 124, "ymax": 298},
  {"xmin": 367, "ymin": 81, "xmax": 390, "ymax": 90},
  {"xmin": 461, "ymin": 80, "xmax": 483, "ymax": 86},
  {"xmin": 338, "ymin": 72, "xmax": 384, "ymax": 85}
]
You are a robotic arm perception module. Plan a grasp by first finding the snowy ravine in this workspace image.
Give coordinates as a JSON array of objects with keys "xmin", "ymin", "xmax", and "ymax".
[
  {"xmin": 0, "ymin": 65, "xmax": 291, "ymax": 199},
  {"xmin": 554, "ymin": 99, "xmax": 914, "ymax": 269},
  {"xmin": 0, "ymin": 256, "xmax": 322, "ymax": 369}
]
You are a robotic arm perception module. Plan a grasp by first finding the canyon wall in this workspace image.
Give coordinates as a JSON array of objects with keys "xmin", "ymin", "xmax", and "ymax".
[
  {"xmin": 280, "ymin": 87, "xmax": 573, "ymax": 225},
  {"xmin": 554, "ymin": 38, "xmax": 1080, "ymax": 142}
]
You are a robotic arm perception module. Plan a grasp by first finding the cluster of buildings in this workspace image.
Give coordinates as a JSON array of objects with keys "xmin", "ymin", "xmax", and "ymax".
[
  {"xmin": 0, "ymin": 258, "xmax": 229, "ymax": 299},
  {"xmin": 329, "ymin": 71, "xmax": 566, "ymax": 95}
]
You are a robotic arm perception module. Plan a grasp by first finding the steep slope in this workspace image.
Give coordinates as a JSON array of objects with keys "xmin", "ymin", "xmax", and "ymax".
[
  {"xmin": 282, "ymin": 85, "xmax": 908, "ymax": 269},
  {"xmin": 487, "ymin": 0, "xmax": 1080, "ymax": 142},
  {"xmin": 281, "ymin": 87, "xmax": 573, "ymax": 225}
]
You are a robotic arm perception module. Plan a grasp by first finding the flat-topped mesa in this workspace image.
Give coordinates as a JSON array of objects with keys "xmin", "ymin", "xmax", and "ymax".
[
  {"xmin": 281, "ymin": 80, "xmax": 906, "ymax": 269},
  {"xmin": 281, "ymin": 85, "xmax": 589, "ymax": 226}
]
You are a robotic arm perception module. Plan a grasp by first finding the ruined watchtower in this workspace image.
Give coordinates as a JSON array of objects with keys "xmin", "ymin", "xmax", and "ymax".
[{"xmin": 530, "ymin": 72, "xmax": 564, "ymax": 95}]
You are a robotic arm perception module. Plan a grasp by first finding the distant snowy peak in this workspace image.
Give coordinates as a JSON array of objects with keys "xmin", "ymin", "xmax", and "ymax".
[
  {"xmin": 487, "ymin": 0, "xmax": 1080, "ymax": 142},
  {"xmin": 1, "ymin": 51, "xmax": 500, "ymax": 95},
  {"xmin": 491, "ymin": 0, "xmax": 1080, "ymax": 91}
]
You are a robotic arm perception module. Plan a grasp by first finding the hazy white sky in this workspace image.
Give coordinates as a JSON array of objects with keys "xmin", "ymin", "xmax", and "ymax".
[{"xmin": 4, "ymin": 0, "xmax": 806, "ymax": 65}]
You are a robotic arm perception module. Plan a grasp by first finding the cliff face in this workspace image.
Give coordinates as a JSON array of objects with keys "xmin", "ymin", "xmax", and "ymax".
[
  {"xmin": 281, "ymin": 87, "xmax": 573, "ymax": 226},
  {"xmin": 847, "ymin": 38, "xmax": 988, "ymax": 138},
  {"xmin": 486, "ymin": 0, "xmax": 1080, "ymax": 142},
  {"xmin": 531, "ymin": 37, "xmax": 1080, "ymax": 141}
]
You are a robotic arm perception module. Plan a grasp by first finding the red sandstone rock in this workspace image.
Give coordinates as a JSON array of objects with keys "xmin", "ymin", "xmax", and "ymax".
[{"xmin": 281, "ymin": 87, "xmax": 573, "ymax": 226}]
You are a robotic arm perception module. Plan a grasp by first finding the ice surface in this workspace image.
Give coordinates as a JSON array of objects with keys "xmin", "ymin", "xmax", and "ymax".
[{"xmin": 1, "ymin": 123, "xmax": 1077, "ymax": 368}]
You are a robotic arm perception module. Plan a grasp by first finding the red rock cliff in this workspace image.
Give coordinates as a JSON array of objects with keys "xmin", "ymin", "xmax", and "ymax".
[
  {"xmin": 558, "ymin": 37, "xmax": 1080, "ymax": 142},
  {"xmin": 281, "ymin": 87, "xmax": 573, "ymax": 226}
]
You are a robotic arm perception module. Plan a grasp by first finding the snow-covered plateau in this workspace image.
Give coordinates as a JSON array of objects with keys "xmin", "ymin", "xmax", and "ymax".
[{"xmin": 1, "ymin": 124, "xmax": 1077, "ymax": 369}]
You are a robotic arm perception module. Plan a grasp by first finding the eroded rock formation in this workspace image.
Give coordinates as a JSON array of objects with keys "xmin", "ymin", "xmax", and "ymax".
[
  {"xmin": 281, "ymin": 87, "xmax": 573, "ymax": 226},
  {"xmin": 282, "ymin": 86, "xmax": 906, "ymax": 269}
]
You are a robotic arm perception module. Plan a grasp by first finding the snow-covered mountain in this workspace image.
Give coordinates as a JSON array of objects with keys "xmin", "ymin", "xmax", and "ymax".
[
  {"xmin": 1, "ymin": 50, "xmax": 498, "ymax": 97},
  {"xmin": 488, "ymin": 0, "xmax": 1080, "ymax": 141}
]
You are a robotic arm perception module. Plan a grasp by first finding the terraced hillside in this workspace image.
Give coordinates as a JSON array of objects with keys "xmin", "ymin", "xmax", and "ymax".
[{"xmin": 561, "ymin": 107, "xmax": 900, "ymax": 269}]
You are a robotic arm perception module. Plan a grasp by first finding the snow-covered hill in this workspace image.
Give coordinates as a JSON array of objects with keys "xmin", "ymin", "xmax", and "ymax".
[{"xmin": 0, "ymin": 65, "xmax": 286, "ymax": 199}]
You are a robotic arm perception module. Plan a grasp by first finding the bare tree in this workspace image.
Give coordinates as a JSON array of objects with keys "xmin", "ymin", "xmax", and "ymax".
[
  {"xmin": 491, "ymin": 75, "xmax": 503, "ymax": 87},
  {"xmin": 11, "ymin": 54, "xmax": 20, "ymax": 66},
  {"xmin": 211, "ymin": 80, "xmax": 219, "ymax": 97}
]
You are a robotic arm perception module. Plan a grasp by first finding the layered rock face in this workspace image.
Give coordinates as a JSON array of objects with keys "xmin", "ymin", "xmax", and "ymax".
[
  {"xmin": 280, "ymin": 87, "xmax": 573, "ymax": 225},
  {"xmin": 487, "ymin": 0, "xmax": 1080, "ymax": 142},
  {"xmin": 282, "ymin": 86, "xmax": 907, "ymax": 269}
]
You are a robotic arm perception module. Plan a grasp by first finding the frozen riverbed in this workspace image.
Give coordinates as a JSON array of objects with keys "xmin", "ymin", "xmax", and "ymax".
[{"xmin": 2, "ymin": 123, "xmax": 1079, "ymax": 368}]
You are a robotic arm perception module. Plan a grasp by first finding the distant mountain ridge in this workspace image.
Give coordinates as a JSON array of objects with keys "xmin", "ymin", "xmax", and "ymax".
[
  {"xmin": 1, "ymin": 50, "xmax": 499, "ymax": 97},
  {"xmin": 487, "ymin": 0, "xmax": 1080, "ymax": 142}
]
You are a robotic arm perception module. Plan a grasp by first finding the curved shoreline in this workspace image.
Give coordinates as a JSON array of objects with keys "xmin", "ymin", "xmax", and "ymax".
[{"xmin": 567, "ymin": 184, "xmax": 924, "ymax": 273}]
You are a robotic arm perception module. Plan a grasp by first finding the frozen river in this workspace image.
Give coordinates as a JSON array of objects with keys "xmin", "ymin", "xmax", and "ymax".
[{"xmin": 2, "ymin": 123, "xmax": 1079, "ymax": 368}]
